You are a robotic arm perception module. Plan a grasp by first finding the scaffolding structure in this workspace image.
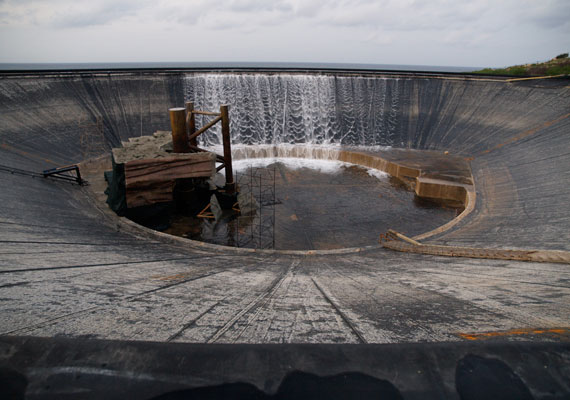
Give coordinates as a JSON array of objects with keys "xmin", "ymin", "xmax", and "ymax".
[{"xmin": 235, "ymin": 165, "xmax": 277, "ymax": 249}]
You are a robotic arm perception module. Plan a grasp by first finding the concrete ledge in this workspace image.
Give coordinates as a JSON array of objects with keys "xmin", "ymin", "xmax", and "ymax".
[
  {"xmin": 415, "ymin": 176, "xmax": 470, "ymax": 204},
  {"xmin": 413, "ymin": 190, "xmax": 476, "ymax": 241},
  {"xmin": 383, "ymin": 240, "xmax": 570, "ymax": 264}
]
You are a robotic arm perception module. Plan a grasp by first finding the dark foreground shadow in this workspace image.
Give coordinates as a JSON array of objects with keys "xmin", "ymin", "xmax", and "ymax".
[
  {"xmin": 456, "ymin": 354, "xmax": 534, "ymax": 400},
  {"xmin": 151, "ymin": 371, "xmax": 403, "ymax": 400},
  {"xmin": 0, "ymin": 367, "xmax": 27, "ymax": 400}
]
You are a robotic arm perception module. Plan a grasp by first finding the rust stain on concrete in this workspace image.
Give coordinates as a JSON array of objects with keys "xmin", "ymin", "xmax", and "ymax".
[
  {"xmin": 458, "ymin": 327, "xmax": 569, "ymax": 341},
  {"xmin": 1, "ymin": 142, "xmax": 60, "ymax": 166}
]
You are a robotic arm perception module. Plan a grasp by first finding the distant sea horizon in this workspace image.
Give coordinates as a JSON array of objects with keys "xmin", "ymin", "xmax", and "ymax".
[{"xmin": 0, "ymin": 61, "xmax": 479, "ymax": 73}]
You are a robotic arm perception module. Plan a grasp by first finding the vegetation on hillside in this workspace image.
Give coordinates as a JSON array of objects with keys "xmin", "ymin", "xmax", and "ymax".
[{"xmin": 474, "ymin": 53, "xmax": 570, "ymax": 77}]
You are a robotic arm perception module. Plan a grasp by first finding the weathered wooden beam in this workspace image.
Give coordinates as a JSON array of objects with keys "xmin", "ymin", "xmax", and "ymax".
[
  {"xmin": 125, "ymin": 153, "xmax": 215, "ymax": 187},
  {"xmin": 123, "ymin": 152, "xmax": 216, "ymax": 208},
  {"xmin": 188, "ymin": 115, "xmax": 223, "ymax": 142},
  {"xmin": 191, "ymin": 110, "xmax": 222, "ymax": 116},
  {"xmin": 169, "ymin": 107, "xmax": 190, "ymax": 153},
  {"xmin": 185, "ymin": 102, "xmax": 198, "ymax": 147},
  {"xmin": 220, "ymin": 104, "xmax": 235, "ymax": 194},
  {"xmin": 387, "ymin": 229, "xmax": 422, "ymax": 246}
]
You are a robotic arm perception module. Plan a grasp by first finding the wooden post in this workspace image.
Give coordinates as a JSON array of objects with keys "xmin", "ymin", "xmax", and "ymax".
[
  {"xmin": 220, "ymin": 105, "xmax": 235, "ymax": 194},
  {"xmin": 185, "ymin": 101, "xmax": 197, "ymax": 147},
  {"xmin": 169, "ymin": 107, "xmax": 190, "ymax": 153}
]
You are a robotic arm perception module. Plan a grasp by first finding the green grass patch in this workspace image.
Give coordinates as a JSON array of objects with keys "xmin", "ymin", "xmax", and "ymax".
[
  {"xmin": 473, "ymin": 66, "xmax": 527, "ymax": 76},
  {"xmin": 473, "ymin": 55, "xmax": 570, "ymax": 77},
  {"xmin": 543, "ymin": 64, "xmax": 570, "ymax": 75}
]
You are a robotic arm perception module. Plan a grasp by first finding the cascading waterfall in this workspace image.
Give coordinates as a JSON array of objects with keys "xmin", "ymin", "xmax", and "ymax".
[{"xmin": 183, "ymin": 73, "xmax": 402, "ymax": 147}]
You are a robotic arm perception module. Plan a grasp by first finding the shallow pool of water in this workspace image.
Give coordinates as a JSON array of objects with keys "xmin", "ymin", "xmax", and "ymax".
[{"xmin": 161, "ymin": 159, "xmax": 459, "ymax": 250}]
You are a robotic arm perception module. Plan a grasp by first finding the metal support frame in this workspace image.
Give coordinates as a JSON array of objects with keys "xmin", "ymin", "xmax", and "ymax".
[
  {"xmin": 235, "ymin": 165, "xmax": 276, "ymax": 249},
  {"xmin": 42, "ymin": 165, "xmax": 85, "ymax": 185}
]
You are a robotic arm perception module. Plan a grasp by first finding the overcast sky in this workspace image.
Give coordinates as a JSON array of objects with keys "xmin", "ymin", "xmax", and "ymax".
[{"xmin": 0, "ymin": 0, "xmax": 568, "ymax": 67}]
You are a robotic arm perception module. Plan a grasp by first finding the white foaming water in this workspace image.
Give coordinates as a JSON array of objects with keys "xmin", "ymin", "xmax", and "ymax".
[
  {"xmin": 367, "ymin": 168, "xmax": 389, "ymax": 180},
  {"xmin": 232, "ymin": 157, "xmax": 388, "ymax": 181},
  {"xmin": 206, "ymin": 144, "xmax": 390, "ymax": 180},
  {"xmin": 209, "ymin": 143, "xmax": 391, "ymax": 159},
  {"xmin": 183, "ymin": 73, "xmax": 401, "ymax": 147}
]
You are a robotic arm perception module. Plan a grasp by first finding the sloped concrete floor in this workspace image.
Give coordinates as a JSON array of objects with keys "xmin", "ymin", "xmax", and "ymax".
[{"xmin": 1, "ymin": 167, "xmax": 568, "ymax": 344}]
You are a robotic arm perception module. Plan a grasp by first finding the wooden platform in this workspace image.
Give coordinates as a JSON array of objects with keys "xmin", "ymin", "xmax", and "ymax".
[
  {"xmin": 124, "ymin": 152, "xmax": 215, "ymax": 208},
  {"xmin": 111, "ymin": 132, "xmax": 216, "ymax": 208}
]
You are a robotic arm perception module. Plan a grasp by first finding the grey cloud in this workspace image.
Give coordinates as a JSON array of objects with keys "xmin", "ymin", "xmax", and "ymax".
[
  {"xmin": 153, "ymin": 1, "xmax": 207, "ymax": 26},
  {"xmin": 292, "ymin": 3, "xmax": 320, "ymax": 18},
  {"xmin": 0, "ymin": 1, "xmax": 40, "ymax": 26},
  {"xmin": 51, "ymin": 1, "xmax": 150, "ymax": 28},
  {"xmin": 228, "ymin": 0, "xmax": 293, "ymax": 13},
  {"xmin": 168, "ymin": 0, "xmax": 297, "ymax": 31},
  {"xmin": 313, "ymin": 1, "xmax": 495, "ymax": 33},
  {"xmin": 533, "ymin": 14, "xmax": 570, "ymax": 30},
  {"xmin": 1, "ymin": 0, "xmax": 568, "ymax": 67},
  {"xmin": 526, "ymin": 2, "xmax": 570, "ymax": 30}
]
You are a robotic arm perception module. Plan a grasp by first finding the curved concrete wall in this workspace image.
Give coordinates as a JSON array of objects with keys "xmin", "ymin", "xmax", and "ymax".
[
  {"xmin": 0, "ymin": 70, "xmax": 569, "ymax": 347},
  {"xmin": 0, "ymin": 71, "xmax": 184, "ymax": 166},
  {"xmin": 2, "ymin": 71, "xmax": 568, "ymax": 249}
]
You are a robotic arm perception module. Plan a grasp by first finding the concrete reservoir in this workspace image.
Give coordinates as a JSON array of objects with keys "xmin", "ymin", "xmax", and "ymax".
[{"xmin": 0, "ymin": 68, "xmax": 569, "ymax": 399}]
